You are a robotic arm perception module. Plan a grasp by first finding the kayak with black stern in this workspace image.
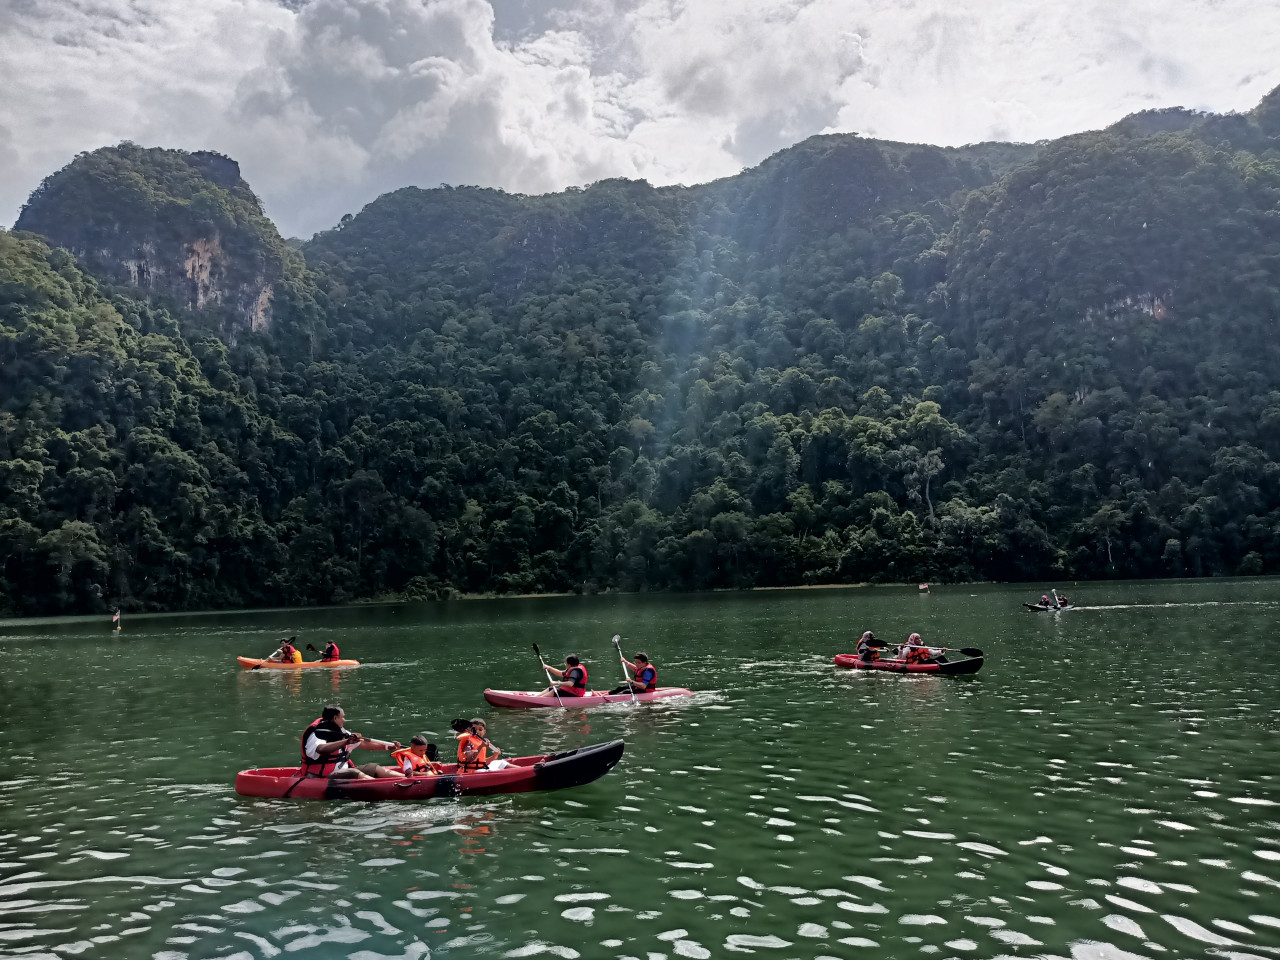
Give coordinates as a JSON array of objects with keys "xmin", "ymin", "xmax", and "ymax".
[
  {"xmin": 235, "ymin": 739, "xmax": 625, "ymax": 801},
  {"xmin": 484, "ymin": 687, "xmax": 694, "ymax": 709},
  {"xmin": 833, "ymin": 652, "xmax": 984, "ymax": 675}
]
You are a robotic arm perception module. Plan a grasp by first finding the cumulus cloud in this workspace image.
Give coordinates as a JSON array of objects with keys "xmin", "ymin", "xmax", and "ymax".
[{"xmin": 0, "ymin": 0, "xmax": 1277, "ymax": 237}]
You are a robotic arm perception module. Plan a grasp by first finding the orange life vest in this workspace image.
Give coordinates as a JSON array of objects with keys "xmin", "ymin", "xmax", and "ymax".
[
  {"xmin": 904, "ymin": 645, "xmax": 930, "ymax": 664},
  {"xmin": 457, "ymin": 733, "xmax": 489, "ymax": 771},
  {"xmin": 391, "ymin": 748, "xmax": 437, "ymax": 775}
]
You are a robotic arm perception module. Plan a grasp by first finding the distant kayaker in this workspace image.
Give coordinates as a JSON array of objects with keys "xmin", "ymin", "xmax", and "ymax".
[
  {"xmin": 453, "ymin": 718, "xmax": 509, "ymax": 771},
  {"xmin": 610, "ymin": 651, "xmax": 657, "ymax": 695},
  {"xmin": 391, "ymin": 735, "xmax": 443, "ymax": 776},
  {"xmin": 1040, "ymin": 595, "xmax": 1050, "ymax": 607},
  {"xmin": 1057, "ymin": 594, "xmax": 1070, "ymax": 608},
  {"xmin": 856, "ymin": 631, "xmax": 883, "ymax": 662},
  {"xmin": 270, "ymin": 637, "xmax": 302, "ymax": 663},
  {"xmin": 320, "ymin": 640, "xmax": 340, "ymax": 662},
  {"xmin": 301, "ymin": 705, "xmax": 402, "ymax": 779},
  {"xmin": 541, "ymin": 655, "xmax": 589, "ymax": 697}
]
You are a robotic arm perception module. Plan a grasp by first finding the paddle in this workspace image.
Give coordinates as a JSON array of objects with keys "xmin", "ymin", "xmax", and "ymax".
[
  {"xmin": 531, "ymin": 643, "xmax": 565, "ymax": 707},
  {"xmin": 251, "ymin": 639, "xmax": 284, "ymax": 669},
  {"xmin": 611, "ymin": 634, "xmax": 637, "ymax": 705}
]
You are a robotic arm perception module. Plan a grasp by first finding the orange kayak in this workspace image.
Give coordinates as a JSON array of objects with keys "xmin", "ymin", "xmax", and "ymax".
[{"xmin": 237, "ymin": 656, "xmax": 361, "ymax": 670}]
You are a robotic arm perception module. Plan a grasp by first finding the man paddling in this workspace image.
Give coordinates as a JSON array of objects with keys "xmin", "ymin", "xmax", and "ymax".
[
  {"xmin": 610, "ymin": 651, "xmax": 657, "ymax": 695},
  {"xmin": 541, "ymin": 655, "xmax": 589, "ymax": 697},
  {"xmin": 301, "ymin": 705, "xmax": 402, "ymax": 780}
]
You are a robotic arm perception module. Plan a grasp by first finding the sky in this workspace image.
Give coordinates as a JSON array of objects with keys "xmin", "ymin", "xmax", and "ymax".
[{"xmin": 1, "ymin": 0, "xmax": 1278, "ymax": 239}]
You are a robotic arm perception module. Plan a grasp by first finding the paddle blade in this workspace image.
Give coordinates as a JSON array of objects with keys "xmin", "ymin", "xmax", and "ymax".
[
  {"xmin": 958, "ymin": 647, "xmax": 983, "ymax": 657},
  {"xmin": 532, "ymin": 642, "xmax": 541, "ymax": 657}
]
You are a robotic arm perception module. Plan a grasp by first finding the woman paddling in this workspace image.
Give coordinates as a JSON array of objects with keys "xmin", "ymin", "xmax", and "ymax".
[{"xmin": 856, "ymin": 631, "xmax": 884, "ymax": 662}]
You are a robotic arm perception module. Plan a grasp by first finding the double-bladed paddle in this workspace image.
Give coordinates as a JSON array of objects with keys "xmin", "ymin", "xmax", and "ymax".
[
  {"xmin": 531, "ymin": 643, "xmax": 564, "ymax": 707},
  {"xmin": 611, "ymin": 634, "xmax": 637, "ymax": 705},
  {"xmin": 251, "ymin": 639, "xmax": 284, "ymax": 669}
]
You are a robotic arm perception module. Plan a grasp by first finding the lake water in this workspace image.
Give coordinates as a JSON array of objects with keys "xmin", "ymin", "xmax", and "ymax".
[{"xmin": 1, "ymin": 580, "xmax": 1278, "ymax": 960}]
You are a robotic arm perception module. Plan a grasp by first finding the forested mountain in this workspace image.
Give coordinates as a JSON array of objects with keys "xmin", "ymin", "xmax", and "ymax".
[{"xmin": 3, "ymin": 88, "xmax": 1280, "ymax": 615}]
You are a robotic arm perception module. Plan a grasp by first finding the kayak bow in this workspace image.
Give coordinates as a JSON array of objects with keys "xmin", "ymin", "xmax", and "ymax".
[{"xmin": 235, "ymin": 739, "xmax": 625, "ymax": 800}]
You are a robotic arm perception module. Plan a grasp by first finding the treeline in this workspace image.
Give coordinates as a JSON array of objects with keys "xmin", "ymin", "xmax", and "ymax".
[{"xmin": 3, "ymin": 87, "xmax": 1280, "ymax": 614}]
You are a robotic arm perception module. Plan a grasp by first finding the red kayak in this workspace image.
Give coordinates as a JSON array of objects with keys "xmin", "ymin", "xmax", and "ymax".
[
  {"xmin": 483, "ymin": 687, "xmax": 694, "ymax": 709},
  {"xmin": 833, "ymin": 653, "xmax": 983, "ymax": 675},
  {"xmin": 235, "ymin": 740, "xmax": 624, "ymax": 801}
]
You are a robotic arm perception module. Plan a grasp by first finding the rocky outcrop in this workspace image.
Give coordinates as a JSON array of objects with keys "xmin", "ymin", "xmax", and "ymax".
[{"xmin": 14, "ymin": 144, "xmax": 288, "ymax": 336}]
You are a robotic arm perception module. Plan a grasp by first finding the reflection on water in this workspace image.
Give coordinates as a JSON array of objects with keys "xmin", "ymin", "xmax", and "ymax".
[{"xmin": 0, "ymin": 581, "xmax": 1279, "ymax": 958}]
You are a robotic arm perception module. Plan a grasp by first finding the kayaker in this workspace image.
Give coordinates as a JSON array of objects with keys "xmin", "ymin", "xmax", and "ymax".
[
  {"xmin": 541, "ymin": 655, "xmax": 589, "ymax": 697},
  {"xmin": 856, "ymin": 631, "xmax": 883, "ymax": 662},
  {"xmin": 391, "ymin": 735, "xmax": 443, "ymax": 776},
  {"xmin": 320, "ymin": 640, "xmax": 340, "ymax": 662},
  {"xmin": 1057, "ymin": 594, "xmax": 1070, "ymax": 608},
  {"xmin": 901, "ymin": 633, "xmax": 932, "ymax": 665},
  {"xmin": 301, "ymin": 705, "xmax": 402, "ymax": 779},
  {"xmin": 1039, "ymin": 594, "xmax": 1050, "ymax": 607},
  {"xmin": 270, "ymin": 637, "xmax": 302, "ymax": 663},
  {"xmin": 453, "ymin": 718, "xmax": 510, "ymax": 771},
  {"xmin": 610, "ymin": 652, "xmax": 657, "ymax": 695}
]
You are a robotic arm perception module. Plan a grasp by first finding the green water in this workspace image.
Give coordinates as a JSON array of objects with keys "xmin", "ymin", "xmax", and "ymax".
[{"xmin": 1, "ymin": 581, "xmax": 1278, "ymax": 960}]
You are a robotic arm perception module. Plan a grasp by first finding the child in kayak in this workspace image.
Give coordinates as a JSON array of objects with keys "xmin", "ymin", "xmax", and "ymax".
[
  {"xmin": 452, "ymin": 718, "xmax": 512, "ymax": 771},
  {"xmin": 391, "ymin": 735, "xmax": 444, "ymax": 776}
]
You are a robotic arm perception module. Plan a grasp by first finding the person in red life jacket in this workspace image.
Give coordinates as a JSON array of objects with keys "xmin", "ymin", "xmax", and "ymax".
[
  {"xmin": 541, "ymin": 655, "xmax": 589, "ymax": 697},
  {"xmin": 1057, "ymin": 594, "xmax": 1070, "ymax": 608},
  {"xmin": 856, "ymin": 631, "xmax": 884, "ymax": 662},
  {"xmin": 320, "ymin": 640, "xmax": 340, "ymax": 662},
  {"xmin": 452, "ymin": 718, "xmax": 508, "ymax": 771},
  {"xmin": 391, "ymin": 735, "xmax": 443, "ymax": 776},
  {"xmin": 1039, "ymin": 594, "xmax": 1051, "ymax": 607},
  {"xmin": 270, "ymin": 637, "xmax": 302, "ymax": 663},
  {"xmin": 301, "ymin": 705, "xmax": 402, "ymax": 779},
  {"xmin": 610, "ymin": 652, "xmax": 657, "ymax": 695}
]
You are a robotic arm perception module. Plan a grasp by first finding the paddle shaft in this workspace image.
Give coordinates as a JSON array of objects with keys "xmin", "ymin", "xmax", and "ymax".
[
  {"xmin": 531, "ymin": 643, "xmax": 565, "ymax": 706},
  {"xmin": 612, "ymin": 634, "xmax": 637, "ymax": 704}
]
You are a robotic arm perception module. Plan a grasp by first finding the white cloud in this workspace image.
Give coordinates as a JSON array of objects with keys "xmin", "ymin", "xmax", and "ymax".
[{"xmin": 1, "ymin": 0, "xmax": 1277, "ymax": 238}]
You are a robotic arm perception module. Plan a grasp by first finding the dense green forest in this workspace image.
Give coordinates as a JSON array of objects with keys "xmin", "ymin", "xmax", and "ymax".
[{"xmin": 4, "ymin": 89, "xmax": 1280, "ymax": 615}]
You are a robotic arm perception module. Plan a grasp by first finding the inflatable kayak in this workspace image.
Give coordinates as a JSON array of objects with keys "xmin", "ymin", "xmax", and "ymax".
[
  {"xmin": 234, "ymin": 739, "xmax": 625, "ymax": 801},
  {"xmin": 484, "ymin": 687, "xmax": 694, "ymax": 709},
  {"xmin": 833, "ymin": 653, "xmax": 984, "ymax": 675},
  {"xmin": 238, "ymin": 656, "xmax": 361, "ymax": 670},
  {"xmin": 1023, "ymin": 603, "xmax": 1073, "ymax": 612}
]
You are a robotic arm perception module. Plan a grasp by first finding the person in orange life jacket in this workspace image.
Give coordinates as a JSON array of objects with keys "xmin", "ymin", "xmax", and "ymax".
[
  {"xmin": 541, "ymin": 655, "xmax": 589, "ymax": 697},
  {"xmin": 301, "ymin": 705, "xmax": 402, "ymax": 779},
  {"xmin": 610, "ymin": 652, "xmax": 657, "ymax": 695},
  {"xmin": 391, "ymin": 735, "xmax": 443, "ymax": 776},
  {"xmin": 900, "ymin": 633, "xmax": 932, "ymax": 664},
  {"xmin": 899, "ymin": 632, "xmax": 948, "ymax": 664},
  {"xmin": 856, "ymin": 631, "xmax": 884, "ymax": 662},
  {"xmin": 452, "ymin": 718, "xmax": 510, "ymax": 771},
  {"xmin": 319, "ymin": 640, "xmax": 340, "ymax": 662},
  {"xmin": 271, "ymin": 636, "xmax": 302, "ymax": 663}
]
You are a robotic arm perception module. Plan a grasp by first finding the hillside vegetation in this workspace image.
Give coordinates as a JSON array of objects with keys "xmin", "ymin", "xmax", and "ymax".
[{"xmin": 4, "ymin": 89, "xmax": 1280, "ymax": 614}]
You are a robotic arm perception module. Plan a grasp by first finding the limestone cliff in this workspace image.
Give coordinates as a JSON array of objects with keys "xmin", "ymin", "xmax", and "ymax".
[{"xmin": 14, "ymin": 143, "xmax": 290, "ymax": 335}]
